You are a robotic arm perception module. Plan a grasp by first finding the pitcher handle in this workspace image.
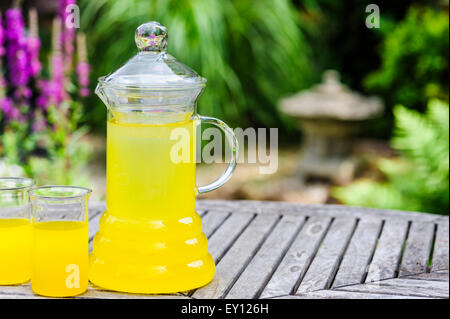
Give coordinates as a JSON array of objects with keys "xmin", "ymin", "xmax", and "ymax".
[{"xmin": 197, "ymin": 115, "xmax": 238, "ymax": 194}]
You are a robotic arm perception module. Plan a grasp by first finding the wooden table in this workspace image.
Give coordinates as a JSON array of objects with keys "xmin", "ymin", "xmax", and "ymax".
[{"xmin": 1, "ymin": 200, "xmax": 448, "ymax": 299}]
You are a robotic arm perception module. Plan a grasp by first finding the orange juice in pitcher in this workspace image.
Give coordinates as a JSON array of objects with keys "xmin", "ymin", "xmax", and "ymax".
[{"xmin": 89, "ymin": 22, "xmax": 238, "ymax": 293}]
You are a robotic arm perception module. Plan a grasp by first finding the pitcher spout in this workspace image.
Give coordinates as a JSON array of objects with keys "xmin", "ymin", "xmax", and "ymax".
[{"xmin": 95, "ymin": 83, "xmax": 109, "ymax": 108}]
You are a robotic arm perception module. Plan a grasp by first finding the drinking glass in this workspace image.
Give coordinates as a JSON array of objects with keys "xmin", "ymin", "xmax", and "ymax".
[
  {"xmin": 0, "ymin": 177, "xmax": 34, "ymax": 285},
  {"xmin": 30, "ymin": 186, "xmax": 91, "ymax": 297}
]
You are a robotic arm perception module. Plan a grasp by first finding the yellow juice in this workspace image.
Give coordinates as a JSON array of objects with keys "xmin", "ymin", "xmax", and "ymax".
[
  {"xmin": 107, "ymin": 116, "xmax": 197, "ymax": 219},
  {"xmin": 89, "ymin": 115, "xmax": 215, "ymax": 293},
  {"xmin": 32, "ymin": 221, "xmax": 88, "ymax": 297},
  {"xmin": 0, "ymin": 218, "xmax": 31, "ymax": 285}
]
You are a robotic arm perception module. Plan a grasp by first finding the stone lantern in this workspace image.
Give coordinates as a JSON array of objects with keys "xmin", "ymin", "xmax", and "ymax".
[{"xmin": 279, "ymin": 70, "xmax": 383, "ymax": 184}]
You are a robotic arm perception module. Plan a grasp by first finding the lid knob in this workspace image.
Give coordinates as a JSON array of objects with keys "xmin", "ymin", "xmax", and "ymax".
[{"xmin": 135, "ymin": 21, "xmax": 168, "ymax": 52}]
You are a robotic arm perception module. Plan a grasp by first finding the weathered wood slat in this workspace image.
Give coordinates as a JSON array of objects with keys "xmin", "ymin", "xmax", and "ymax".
[
  {"xmin": 402, "ymin": 272, "xmax": 449, "ymax": 282},
  {"xmin": 260, "ymin": 216, "xmax": 332, "ymax": 298},
  {"xmin": 196, "ymin": 200, "xmax": 448, "ymax": 223},
  {"xmin": 431, "ymin": 222, "xmax": 449, "ymax": 272},
  {"xmin": 399, "ymin": 222, "xmax": 435, "ymax": 276},
  {"xmin": 88, "ymin": 212, "xmax": 102, "ymax": 252},
  {"xmin": 296, "ymin": 218, "xmax": 357, "ymax": 293},
  {"xmin": 79, "ymin": 286, "xmax": 187, "ymax": 299},
  {"xmin": 89, "ymin": 212, "xmax": 102, "ymax": 241},
  {"xmin": 193, "ymin": 214, "xmax": 279, "ymax": 299},
  {"xmin": 206, "ymin": 212, "xmax": 255, "ymax": 262},
  {"xmin": 0, "ymin": 283, "xmax": 185, "ymax": 299},
  {"xmin": 379, "ymin": 278, "xmax": 449, "ymax": 294},
  {"xmin": 338, "ymin": 279, "xmax": 448, "ymax": 298},
  {"xmin": 88, "ymin": 202, "xmax": 106, "ymax": 220},
  {"xmin": 201, "ymin": 210, "xmax": 230, "ymax": 238},
  {"xmin": 275, "ymin": 290, "xmax": 427, "ymax": 299},
  {"xmin": 332, "ymin": 219, "xmax": 382, "ymax": 288},
  {"xmin": 226, "ymin": 215, "xmax": 306, "ymax": 299},
  {"xmin": 0, "ymin": 283, "xmax": 33, "ymax": 298},
  {"xmin": 365, "ymin": 219, "xmax": 409, "ymax": 282},
  {"xmin": 0, "ymin": 292, "xmax": 46, "ymax": 299}
]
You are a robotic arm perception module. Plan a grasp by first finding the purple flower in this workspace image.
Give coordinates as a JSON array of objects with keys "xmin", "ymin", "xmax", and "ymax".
[
  {"xmin": 36, "ymin": 95, "xmax": 48, "ymax": 110},
  {"xmin": 0, "ymin": 13, "xmax": 6, "ymax": 57},
  {"xmin": 76, "ymin": 61, "xmax": 90, "ymax": 97},
  {"xmin": 59, "ymin": 0, "xmax": 77, "ymax": 73},
  {"xmin": 27, "ymin": 8, "xmax": 41, "ymax": 77},
  {"xmin": 36, "ymin": 18, "xmax": 67, "ymax": 110},
  {"xmin": 0, "ymin": 97, "xmax": 13, "ymax": 113},
  {"xmin": 13, "ymin": 86, "xmax": 32, "ymax": 100},
  {"xmin": 0, "ymin": 97, "xmax": 20, "ymax": 120},
  {"xmin": 32, "ymin": 114, "xmax": 47, "ymax": 132},
  {"xmin": 5, "ymin": 8, "xmax": 30, "ymax": 92},
  {"xmin": 37, "ymin": 53, "xmax": 67, "ymax": 109},
  {"xmin": 76, "ymin": 33, "xmax": 90, "ymax": 97},
  {"xmin": 51, "ymin": 52, "xmax": 67, "ymax": 105},
  {"xmin": 27, "ymin": 36, "xmax": 41, "ymax": 77}
]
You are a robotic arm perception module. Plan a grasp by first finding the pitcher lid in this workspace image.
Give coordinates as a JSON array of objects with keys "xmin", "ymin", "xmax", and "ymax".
[{"xmin": 99, "ymin": 21, "xmax": 206, "ymax": 90}]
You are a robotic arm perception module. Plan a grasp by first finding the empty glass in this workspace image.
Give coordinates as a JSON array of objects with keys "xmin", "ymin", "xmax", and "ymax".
[
  {"xmin": 0, "ymin": 177, "xmax": 35, "ymax": 285},
  {"xmin": 30, "ymin": 186, "xmax": 91, "ymax": 297}
]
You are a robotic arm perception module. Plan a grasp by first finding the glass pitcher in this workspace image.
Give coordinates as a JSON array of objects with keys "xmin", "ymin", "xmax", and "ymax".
[{"xmin": 89, "ymin": 22, "xmax": 238, "ymax": 293}]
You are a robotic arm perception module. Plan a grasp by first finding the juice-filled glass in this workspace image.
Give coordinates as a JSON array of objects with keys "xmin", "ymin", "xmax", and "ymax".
[
  {"xmin": 30, "ymin": 186, "xmax": 91, "ymax": 297},
  {"xmin": 0, "ymin": 177, "xmax": 34, "ymax": 285},
  {"xmin": 90, "ymin": 21, "xmax": 238, "ymax": 293}
]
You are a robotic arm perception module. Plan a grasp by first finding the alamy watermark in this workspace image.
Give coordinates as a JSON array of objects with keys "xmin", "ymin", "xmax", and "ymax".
[
  {"xmin": 365, "ymin": 4, "xmax": 380, "ymax": 29},
  {"xmin": 65, "ymin": 264, "xmax": 80, "ymax": 289},
  {"xmin": 64, "ymin": 3, "xmax": 80, "ymax": 29},
  {"xmin": 170, "ymin": 127, "xmax": 279, "ymax": 175}
]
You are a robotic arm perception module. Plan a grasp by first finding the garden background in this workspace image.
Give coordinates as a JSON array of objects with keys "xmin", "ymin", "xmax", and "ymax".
[{"xmin": 0, "ymin": 0, "xmax": 448, "ymax": 214}]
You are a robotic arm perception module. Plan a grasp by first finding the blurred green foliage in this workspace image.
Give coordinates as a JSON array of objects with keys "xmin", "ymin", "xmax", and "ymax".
[
  {"xmin": 364, "ymin": 6, "xmax": 449, "ymax": 113},
  {"xmin": 0, "ymin": 100, "xmax": 92, "ymax": 186},
  {"xmin": 333, "ymin": 100, "xmax": 449, "ymax": 214},
  {"xmin": 25, "ymin": 101, "xmax": 92, "ymax": 187},
  {"xmin": 288, "ymin": 1, "xmax": 448, "ymax": 139},
  {"xmin": 79, "ymin": 0, "xmax": 317, "ymax": 134},
  {"xmin": 293, "ymin": 1, "xmax": 432, "ymax": 91}
]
